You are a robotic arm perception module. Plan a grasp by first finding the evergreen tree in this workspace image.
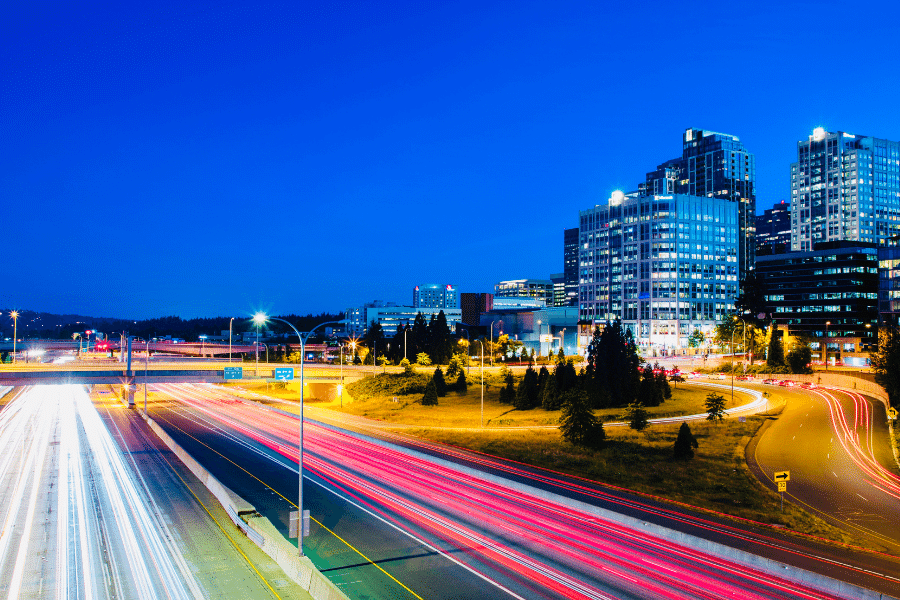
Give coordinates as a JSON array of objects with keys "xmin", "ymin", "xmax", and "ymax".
[
  {"xmin": 391, "ymin": 323, "xmax": 407, "ymax": 363},
  {"xmin": 625, "ymin": 400, "xmax": 650, "ymax": 431},
  {"xmin": 637, "ymin": 365, "xmax": 663, "ymax": 407},
  {"xmin": 673, "ymin": 422, "xmax": 699, "ymax": 460},
  {"xmin": 559, "ymin": 390, "xmax": 605, "ymax": 448},
  {"xmin": 587, "ymin": 321, "xmax": 641, "ymax": 408},
  {"xmin": 529, "ymin": 348, "xmax": 536, "ymax": 363},
  {"xmin": 654, "ymin": 363, "xmax": 671, "ymax": 400},
  {"xmin": 427, "ymin": 311, "xmax": 453, "ymax": 364},
  {"xmin": 433, "ymin": 367, "xmax": 447, "ymax": 396},
  {"xmin": 557, "ymin": 347, "xmax": 566, "ymax": 363},
  {"xmin": 514, "ymin": 377, "xmax": 530, "ymax": 409},
  {"xmin": 364, "ymin": 320, "xmax": 385, "ymax": 350},
  {"xmin": 536, "ymin": 365, "xmax": 549, "ymax": 396},
  {"xmin": 540, "ymin": 371, "xmax": 560, "ymax": 410},
  {"xmin": 523, "ymin": 366, "xmax": 539, "ymax": 407},
  {"xmin": 499, "ymin": 370, "xmax": 515, "ymax": 404},
  {"xmin": 422, "ymin": 379, "xmax": 438, "ymax": 406},
  {"xmin": 767, "ymin": 322, "xmax": 785, "ymax": 366},
  {"xmin": 705, "ymin": 392, "xmax": 726, "ymax": 423},
  {"xmin": 456, "ymin": 371, "xmax": 467, "ymax": 393},
  {"xmin": 411, "ymin": 313, "xmax": 429, "ymax": 358}
]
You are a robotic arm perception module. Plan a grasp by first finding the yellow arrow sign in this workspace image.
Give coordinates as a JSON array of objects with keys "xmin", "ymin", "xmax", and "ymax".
[
  {"xmin": 777, "ymin": 481, "xmax": 787, "ymax": 492},
  {"xmin": 774, "ymin": 471, "xmax": 790, "ymax": 482},
  {"xmin": 889, "ymin": 407, "xmax": 898, "ymax": 420}
]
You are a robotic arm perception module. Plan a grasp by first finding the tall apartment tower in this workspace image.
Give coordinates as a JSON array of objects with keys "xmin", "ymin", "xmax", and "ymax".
[
  {"xmin": 642, "ymin": 128, "xmax": 756, "ymax": 279},
  {"xmin": 791, "ymin": 128, "xmax": 900, "ymax": 251},
  {"xmin": 413, "ymin": 284, "xmax": 459, "ymax": 309},
  {"xmin": 578, "ymin": 191, "xmax": 738, "ymax": 349},
  {"xmin": 563, "ymin": 227, "xmax": 579, "ymax": 307},
  {"xmin": 756, "ymin": 200, "xmax": 791, "ymax": 256}
]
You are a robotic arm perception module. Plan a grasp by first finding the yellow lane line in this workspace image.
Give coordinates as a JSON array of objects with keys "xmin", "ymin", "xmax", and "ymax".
[{"xmin": 151, "ymin": 402, "xmax": 425, "ymax": 600}]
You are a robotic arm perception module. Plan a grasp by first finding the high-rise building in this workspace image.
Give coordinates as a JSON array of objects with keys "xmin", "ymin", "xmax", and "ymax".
[
  {"xmin": 579, "ymin": 191, "xmax": 738, "ymax": 350},
  {"xmin": 563, "ymin": 227, "xmax": 579, "ymax": 306},
  {"xmin": 642, "ymin": 128, "xmax": 756, "ymax": 279},
  {"xmin": 413, "ymin": 284, "xmax": 458, "ymax": 309},
  {"xmin": 494, "ymin": 279, "xmax": 554, "ymax": 306},
  {"xmin": 756, "ymin": 200, "xmax": 792, "ymax": 256},
  {"xmin": 791, "ymin": 128, "xmax": 900, "ymax": 251}
]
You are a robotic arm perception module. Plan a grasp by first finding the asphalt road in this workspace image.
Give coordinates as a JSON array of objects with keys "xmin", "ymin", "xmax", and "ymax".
[
  {"xmin": 749, "ymin": 383, "xmax": 900, "ymax": 553},
  {"xmin": 147, "ymin": 382, "xmax": 887, "ymax": 600}
]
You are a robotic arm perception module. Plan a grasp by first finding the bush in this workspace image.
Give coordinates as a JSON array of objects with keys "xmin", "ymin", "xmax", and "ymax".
[
  {"xmin": 346, "ymin": 372, "xmax": 431, "ymax": 400},
  {"xmin": 786, "ymin": 345, "xmax": 813, "ymax": 374},
  {"xmin": 416, "ymin": 352, "xmax": 432, "ymax": 366},
  {"xmin": 399, "ymin": 357, "xmax": 415, "ymax": 374},
  {"xmin": 456, "ymin": 371, "xmax": 467, "ymax": 393},
  {"xmin": 625, "ymin": 400, "xmax": 649, "ymax": 431}
]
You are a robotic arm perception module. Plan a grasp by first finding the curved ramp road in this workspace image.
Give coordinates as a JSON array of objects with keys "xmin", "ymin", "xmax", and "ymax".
[
  {"xmin": 751, "ymin": 385, "xmax": 900, "ymax": 552},
  {"xmin": 0, "ymin": 386, "xmax": 204, "ymax": 600},
  {"xmin": 151, "ymin": 383, "xmax": 871, "ymax": 600}
]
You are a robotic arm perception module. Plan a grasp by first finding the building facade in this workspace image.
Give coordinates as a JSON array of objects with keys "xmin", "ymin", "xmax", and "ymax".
[
  {"xmin": 563, "ymin": 227, "xmax": 580, "ymax": 306},
  {"xmin": 642, "ymin": 128, "xmax": 756, "ymax": 280},
  {"xmin": 757, "ymin": 241, "xmax": 878, "ymax": 363},
  {"xmin": 460, "ymin": 292, "xmax": 493, "ymax": 326},
  {"xmin": 878, "ymin": 246, "xmax": 900, "ymax": 325},
  {"xmin": 756, "ymin": 200, "xmax": 792, "ymax": 256},
  {"xmin": 579, "ymin": 192, "xmax": 739, "ymax": 351},
  {"xmin": 494, "ymin": 279, "xmax": 554, "ymax": 306},
  {"xmin": 413, "ymin": 284, "xmax": 459, "ymax": 309},
  {"xmin": 365, "ymin": 306, "xmax": 461, "ymax": 337},
  {"xmin": 791, "ymin": 128, "xmax": 900, "ymax": 251}
]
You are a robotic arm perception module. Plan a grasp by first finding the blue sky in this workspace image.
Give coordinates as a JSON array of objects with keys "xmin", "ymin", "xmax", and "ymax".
[{"xmin": 3, "ymin": 0, "xmax": 899, "ymax": 319}]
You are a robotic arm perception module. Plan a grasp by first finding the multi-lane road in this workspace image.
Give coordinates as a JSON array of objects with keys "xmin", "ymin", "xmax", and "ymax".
[
  {"xmin": 0, "ymin": 385, "xmax": 312, "ymax": 600},
  {"xmin": 147, "ymin": 382, "xmax": 897, "ymax": 599}
]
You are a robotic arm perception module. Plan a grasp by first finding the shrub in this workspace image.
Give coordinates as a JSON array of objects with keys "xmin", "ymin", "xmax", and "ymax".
[
  {"xmin": 559, "ymin": 390, "xmax": 605, "ymax": 449},
  {"xmin": 456, "ymin": 371, "xmax": 467, "ymax": 393},
  {"xmin": 433, "ymin": 368, "xmax": 447, "ymax": 397},
  {"xmin": 400, "ymin": 357, "xmax": 415, "ymax": 374},
  {"xmin": 625, "ymin": 400, "xmax": 649, "ymax": 431},
  {"xmin": 786, "ymin": 345, "xmax": 813, "ymax": 374},
  {"xmin": 416, "ymin": 352, "xmax": 432, "ymax": 366}
]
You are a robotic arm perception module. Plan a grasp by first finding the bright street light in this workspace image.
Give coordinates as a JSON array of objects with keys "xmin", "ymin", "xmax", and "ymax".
[
  {"xmin": 10, "ymin": 311, "xmax": 19, "ymax": 364},
  {"xmin": 254, "ymin": 312, "xmax": 266, "ymax": 375}
]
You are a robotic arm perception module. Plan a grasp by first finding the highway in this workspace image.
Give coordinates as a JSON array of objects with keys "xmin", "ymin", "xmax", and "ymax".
[
  {"xmin": 0, "ymin": 385, "xmax": 204, "ymax": 599},
  {"xmin": 148, "ymin": 382, "xmax": 884, "ymax": 600},
  {"xmin": 749, "ymin": 384, "xmax": 900, "ymax": 553}
]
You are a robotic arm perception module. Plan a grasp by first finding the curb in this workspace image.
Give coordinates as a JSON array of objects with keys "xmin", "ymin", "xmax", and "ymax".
[{"xmin": 140, "ymin": 411, "xmax": 349, "ymax": 600}]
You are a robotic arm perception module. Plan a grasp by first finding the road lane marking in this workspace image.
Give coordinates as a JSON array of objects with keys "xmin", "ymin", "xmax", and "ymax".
[{"xmin": 857, "ymin": 494, "xmax": 868, "ymax": 502}]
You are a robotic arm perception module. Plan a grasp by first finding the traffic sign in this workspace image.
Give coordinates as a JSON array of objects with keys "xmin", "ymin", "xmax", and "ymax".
[
  {"xmin": 777, "ymin": 481, "xmax": 787, "ymax": 492},
  {"xmin": 274, "ymin": 367, "xmax": 294, "ymax": 381},
  {"xmin": 224, "ymin": 366, "xmax": 243, "ymax": 380},
  {"xmin": 889, "ymin": 407, "xmax": 898, "ymax": 420},
  {"xmin": 774, "ymin": 470, "xmax": 790, "ymax": 482},
  {"xmin": 539, "ymin": 334, "xmax": 553, "ymax": 343}
]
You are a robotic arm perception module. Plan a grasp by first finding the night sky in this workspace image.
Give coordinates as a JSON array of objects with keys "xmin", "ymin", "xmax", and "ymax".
[{"xmin": 3, "ymin": 1, "xmax": 899, "ymax": 319}]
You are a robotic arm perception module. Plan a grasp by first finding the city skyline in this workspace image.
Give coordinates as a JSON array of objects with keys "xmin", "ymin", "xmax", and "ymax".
[{"xmin": 4, "ymin": 1, "xmax": 900, "ymax": 319}]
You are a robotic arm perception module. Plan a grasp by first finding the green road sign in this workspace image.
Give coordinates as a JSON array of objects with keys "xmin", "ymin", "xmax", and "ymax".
[
  {"xmin": 274, "ymin": 367, "xmax": 294, "ymax": 381},
  {"xmin": 224, "ymin": 366, "xmax": 243, "ymax": 380}
]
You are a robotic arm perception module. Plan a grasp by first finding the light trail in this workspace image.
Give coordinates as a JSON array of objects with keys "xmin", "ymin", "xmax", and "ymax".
[
  {"xmin": 154, "ymin": 383, "xmax": 860, "ymax": 600},
  {"xmin": 0, "ymin": 385, "xmax": 204, "ymax": 600}
]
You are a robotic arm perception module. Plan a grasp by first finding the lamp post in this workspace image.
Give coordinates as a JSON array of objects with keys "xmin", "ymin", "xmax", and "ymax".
[
  {"xmin": 256, "ymin": 314, "xmax": 345, "ymax": 558},
  {"xmin": 478, "ymin": 340, "xmax": 484, "ymax": 428},
  {"xmin": 537, "ymin": 319, "xmax": 543, "ymax": 358},
  {"xmin": 339, "ymin": 344, "xmax": 344, "ymax": 408},
  {"xmin": 490, "ymin": 320, "xmax": 497, "ymax": 367},
  {"xmin": 461, "ymin": 329, "xmax": 471, "ymax": 375},
  {"xmin": 229, "ymin": 317, "xmax": 234, "ymax": 363},
  {"xmin": 731, "ymin": 326, "xmax": 737, "ymax": 404},
  {"xmin": 254, "ymin": 313, "xmax": 265, "ymax": 376},
  {"xmin": 144, "ymin": 338, "xmax": 150, "ymax": 415},
  {"xmin": 404, "ymin": 326, "xmax": 408, "ymax": 361},
  {"xmin": 10, "ymin": 311, "xmax": 18, "ymax": 364},
  {"xmin": 560, "ymin": 328, "xmax": 566, "ymax": 357},
  {"xmin": 824, "ymin": 321, "xmax": 831, "ymax": 371}
]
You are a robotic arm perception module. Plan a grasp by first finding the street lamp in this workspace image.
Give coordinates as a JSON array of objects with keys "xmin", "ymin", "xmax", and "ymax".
[
  {"xmin": 490, "ymin": 320, "xmax": 497, "ymax": 367},
  {"xmin": 229, "ymin": 317, "xmax": 235, "ymax": 363},
  {"xmin": 731, "ymin": 325, "xmax": 737, "ymax": 404},
  {"xmin": 255, "ymin": 314, "xmax": 346, "ymax": 558},
  {"xmin": 824, "ymin": 321, "xmax": 831, "ymax": 371},
  {"xmin": 404, "ymin": 325, "xmax": 408, "ymax": 361},
  {"xmin": 10, "ymin": 311, "xmax": 18, "ymax": 364},
  {"xmin": 253, "ymin": 313, "xmax": 266, "ymax": 375},
  {"xmin": 478, "ymin": 340, "xmax": 485, "ymax": 428}
]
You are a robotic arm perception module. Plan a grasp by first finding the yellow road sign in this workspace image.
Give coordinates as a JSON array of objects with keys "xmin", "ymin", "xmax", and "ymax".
[
  {"xmin": 774, "ymin": 470, "xmax": 790, "ymax": 482},
  {"xmin": 777, "ymin": 481, "xmax": 787, "ymax": 492},
  {"xmin": 888, "ymin": 407, "xmax": 898, "ymax": 420}
]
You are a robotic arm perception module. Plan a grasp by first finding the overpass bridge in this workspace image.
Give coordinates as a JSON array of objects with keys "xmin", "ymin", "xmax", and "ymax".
[{"xmin": 0, "ymin": 339, "xmax": 333, "ymax": 358}]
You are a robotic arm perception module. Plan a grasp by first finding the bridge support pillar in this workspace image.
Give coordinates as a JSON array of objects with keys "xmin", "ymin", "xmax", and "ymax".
[{"xmin": 124, "ymin": 376, "xmax": 135, "ymax": 408}]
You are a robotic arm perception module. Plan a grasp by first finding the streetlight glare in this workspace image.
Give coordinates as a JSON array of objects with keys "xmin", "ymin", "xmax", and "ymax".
[{"xmin": 253, "ymin": 312, "xmax": 267, "ymax": 325}]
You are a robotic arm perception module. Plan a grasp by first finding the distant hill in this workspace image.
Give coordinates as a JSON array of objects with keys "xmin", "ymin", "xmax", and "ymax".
[{"xmin": 0, "ymin": 309, "xmax": 343, "ymax": 342}]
